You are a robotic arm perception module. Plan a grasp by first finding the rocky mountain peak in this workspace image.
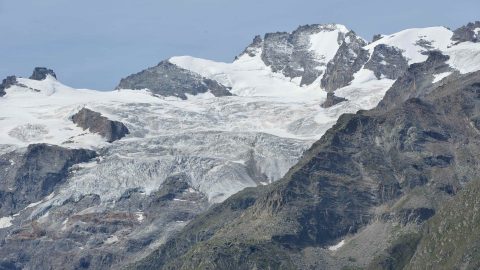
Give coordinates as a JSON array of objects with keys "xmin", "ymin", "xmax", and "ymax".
[
  {"xmin": 321, "ymin": 30, "xmax": 369, "ymax": 91},
  {"xmin": 29, "ymin": 67, "xmax": 57, "ymax": 81},
  {"xmin": 0, "ymin": 75, "xmax": 17, "ymax": 96},
  {"xmin": 238, "ymin": 35, "xmax": 263, "ymax": 58},
  {"xmin": 116, "ymin": 61, "xmax": 232, "ymax": 99},
  {"xmin": 452, "ymin": 21, "xmax": 480, "ymax": 43},
  {"xmin": 364, "ymin": 44, "xmax": 409, "ymax": 80},
  {"xmin": 372, "ymin": 33, "xmax": 384, "ymax": 43},
  {"xmin": 241, "ymin": 23, "xmax": 354, "ymax": 86}
]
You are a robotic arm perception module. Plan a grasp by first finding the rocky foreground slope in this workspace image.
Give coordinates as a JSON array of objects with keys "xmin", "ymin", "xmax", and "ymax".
[
  {"xmin": 0, "ymin": 21, "xmax": 480, "ymax": 269},
  {"xmin": 131, "ymin": 43, "xmax": 480, "ymax": 270}
]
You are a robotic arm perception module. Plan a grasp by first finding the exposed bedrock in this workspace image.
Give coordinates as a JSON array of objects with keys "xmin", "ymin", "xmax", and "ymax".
[
  {"xmin": 72, "ymin": 108, "xmax": 130, "ymax": 143},
  {"xmin": 116, "ymin": 61, "xmax": 232, "ymax": 99},
  {"xmin": 29, "ymin": 67, "xmax": 57, "ymax": 81},
  {"xmin": 0, "ymin": 144, "xmax": 97, "ymax": 216}
]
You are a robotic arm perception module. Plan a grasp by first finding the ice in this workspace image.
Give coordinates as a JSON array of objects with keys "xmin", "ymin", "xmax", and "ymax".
[
  {"xmin": 446, "ymin": 42, "xmax": 480, "ymax": 74},
  {"xmin": 0, "ymin": 58, "xmax": 399, "ymax": 208},
  {"xmin": 366, "ymin": 27, "xmax": 453, "ymax": 64}
]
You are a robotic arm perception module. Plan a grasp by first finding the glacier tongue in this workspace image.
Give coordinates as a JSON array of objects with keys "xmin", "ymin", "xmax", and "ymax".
[{"xmin": 60, "ymin": 131, "xmax": 310, "ymax": 204}]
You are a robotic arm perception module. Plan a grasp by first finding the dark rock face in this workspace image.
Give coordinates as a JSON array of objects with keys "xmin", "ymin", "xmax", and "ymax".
[
  {"xmin": 0, "ymin": 76, "xmax": 17, "ymax": 96},
  {"xmin": 29, "ymin": 67, "xmax": 57, "ymax": 80},
  {"xmin": 372, "ymin": 34, "xmax": 384, "ymax": 43},
  {"xmin": 116, "ymin": 61, "xmax": 232, "ymax": 99},
  {"xmin": 321, "ymin": 31, "xmax": 369, "ymax": 92},
  {"xmin": 0, "ymin": 144, "xmax": 96, "ymax": 216},
  {"xmin": 452, "ymin": 21, "xmax": 480, "ymax": 43},
  {"xmin": 377, "ymin": 51, "xmax": 452, "ymax": 110},
  {"xmin": 131, "ymin": 52, "xmax": 480, "ymax": 269},
  {"xmin": 365, "ymin": 44, "xmax": 409, "ymax": 80},
  {"xmin": 321, "ymin": 92, "xmax": 347, "ymax": 108},
  {"xmin": 239, "ymin": 35, "xmax": 263, "ymax": 58},
  {"xmin": 72, "ymin": 108, "xmax": 130, "ymax": 143}
]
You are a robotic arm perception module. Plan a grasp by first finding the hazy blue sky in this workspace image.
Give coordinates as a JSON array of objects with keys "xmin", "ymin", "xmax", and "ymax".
[{"xmin": 1, "ymin": 0, "xmax": 479, "ymax": 90}]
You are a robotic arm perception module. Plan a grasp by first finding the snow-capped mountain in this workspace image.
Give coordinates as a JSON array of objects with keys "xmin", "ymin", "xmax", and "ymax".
[{"xmin": 1, "ymin": 22, "xmax": 480, "ymax": 269}]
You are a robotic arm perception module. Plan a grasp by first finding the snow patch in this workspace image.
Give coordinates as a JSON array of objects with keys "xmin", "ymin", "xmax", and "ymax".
[
  {"xmin": 135, "ymin": 212, "xmax": 145, "ymax": 222},
  {"xmin": 26, "ymin": 200, "xmax": 43, "ymax": 209},
  {"xmin": 433, "ymin": 72, "xmax": 452, "ymax": 83},
  {"xmin": 328, "ymin": 239, "xmax": 345, "ymax": 251},
  {"xmin": 104, "ymin": 235, "xmax": 119, "ymax": 244},
  {"xmin": 475, "ymin": 28, "xmax": 480, "ymax": 38},
  {"xmin": 26, "ymin": 192, "xmax": 55, "ymax": 209},
  {"xmin": 0, "ymin": 216, "xmax": 13, "ymax": 229}
]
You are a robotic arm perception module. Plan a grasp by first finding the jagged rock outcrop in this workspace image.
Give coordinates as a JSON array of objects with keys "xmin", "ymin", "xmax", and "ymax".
[
  {"xmin": 239, "ymin": 35, "xmax": 263, "ymax": 58},
  {"xmin": 131, "ymin": 52, "xmax": 480, "ymax": 269},
  {"xmin": 116, "ymin": 61, "xmax": 232, "ymax": 99},
  {"xmin": 321, "ymin": 92, "xmax": 347, "ymax": 108},
  {"xmin": 0, "ymin": 144, "xmax": 96, "ymax": 216},
  {"xmin": 452, "ymin": 21, "xmax": 480, "ymax": 43},
  {"xmin": 321, "ymin": 31, "xmax": 369, "ymax": 92},
  {"xmin": 377, "ymin": 51, "xmax": 452, "ymax": 110},
  {"xmin": 0, "ymin": 76, "xmax": 17, "ymax": 96},
  {"xmin": 242, "ymin": 24, "xmax": 351, "ymax": 86},
  {"xmin": 29, "ymin": 67, "xmax": 57, "ymax": 80},
  {"xmin": 72, "ymin": 108, "xmax": 130, "ymax": 143},
  {"xmin": 365, "ymin": 44, "xmax": 409, "ymax": 80},
  {"xmin": 372, "ymin": 34, "xmax": 384, "ymax": 43}
]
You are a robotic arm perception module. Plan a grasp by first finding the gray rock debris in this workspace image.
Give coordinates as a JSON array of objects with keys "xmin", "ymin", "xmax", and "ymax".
[
  {"xmin": 72, "ymin": 108, "xmax": 130, "ymax": 143},
  {"xmin": 116, "ymin": 61, "xmax": 232, "ymax": 100},
  {"xmin": 29, "ymin": 67, "xmax": 57, "ymax": 80}
]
